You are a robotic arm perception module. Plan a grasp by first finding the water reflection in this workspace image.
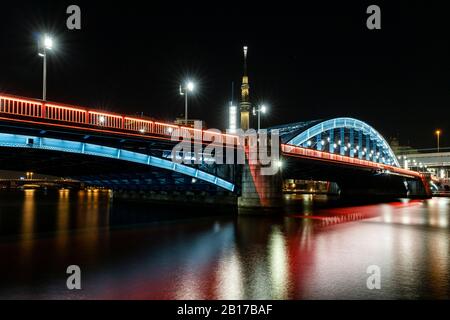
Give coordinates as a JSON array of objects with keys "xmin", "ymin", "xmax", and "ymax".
[{"xmin": 0, "ymin": 191, "xmax": 449, "ymax": 299}]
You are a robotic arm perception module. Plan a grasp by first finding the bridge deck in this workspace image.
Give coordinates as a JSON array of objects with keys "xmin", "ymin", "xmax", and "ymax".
[{"xmin": 281, "ymin": 144, "xmax": 422, "ymax": 179}]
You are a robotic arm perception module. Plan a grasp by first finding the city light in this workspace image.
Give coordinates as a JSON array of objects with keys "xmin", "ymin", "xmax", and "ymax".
[
  {"xmin": 38, "ymin": 34, "xmax": 55, "ymax": 101},
  {"xmin": 435, "ymin": 129, "xmax": 441, "ymax": 152},
  {"xmin": 44, "ymin": 35, "xmax": 53, "ymax": 49},
  {"xmin": 187, "ymin": 81, "xmax": 195, "ymax": 92},
  {"xmin": 228, "ymin": 105, "xmax": 237, "ymax": 133},
  {"xmin": 179, "ymin": 80, "xmax": 197, "ymax": 124},
  {"xmin": 253, "ymin": 104, "xmax": 268, "ymax": 131}
]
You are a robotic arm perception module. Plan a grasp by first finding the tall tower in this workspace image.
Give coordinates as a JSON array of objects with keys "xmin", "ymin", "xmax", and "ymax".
[{"xmin": 240, "ymin": 46, "xmax": 251, "ymax": 131}]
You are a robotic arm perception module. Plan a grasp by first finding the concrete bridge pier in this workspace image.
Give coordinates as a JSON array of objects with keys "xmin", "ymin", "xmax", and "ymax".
[
  {"xmin": 238, "ymin": 162, "xmax": 283, "ymax": 213},
  {"xmin": 407, "ymin": 177, "xmax": 432, "ymax": 199}
]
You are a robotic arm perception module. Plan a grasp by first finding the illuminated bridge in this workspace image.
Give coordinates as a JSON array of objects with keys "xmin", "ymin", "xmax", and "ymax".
[{"xmin": 0, "ymin": 93, "xmax": 431, "ymax": 209}]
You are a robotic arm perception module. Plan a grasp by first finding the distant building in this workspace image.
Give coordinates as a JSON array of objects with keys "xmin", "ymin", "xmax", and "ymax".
[
  {"xmin": 174, "ymin": 118, "xmax": 206, "ymax": 129},
  {"xmin": 389, "ymin": 137, "xmax": 418, "ymax": 156},
  {"xmin": 239, "ymin": 46, "xmax": 251, "ymax": 131}
]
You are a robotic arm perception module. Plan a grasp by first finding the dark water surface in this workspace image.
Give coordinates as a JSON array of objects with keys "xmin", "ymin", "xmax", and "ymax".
[{"xmin": 0, "ymin": 190, "xmax": 449, "ymax": 299}]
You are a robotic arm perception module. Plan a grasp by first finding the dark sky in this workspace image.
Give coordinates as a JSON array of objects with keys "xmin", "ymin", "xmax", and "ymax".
[{"xmin": 1, "ymin": 1, "xmax": 449, "ymax": 149}]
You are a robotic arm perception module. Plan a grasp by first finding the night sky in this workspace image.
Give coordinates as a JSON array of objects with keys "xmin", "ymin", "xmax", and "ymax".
[{"xmin": 1, "ymin": 1, "xmax": 449, "ymax": 149}]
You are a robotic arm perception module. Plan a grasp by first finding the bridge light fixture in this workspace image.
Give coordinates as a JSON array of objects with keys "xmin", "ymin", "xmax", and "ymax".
[
  {"xmin": 327, "ymin": 137, "xmax": 330, "ymax": 142},
  {"xmin": 187, "ymin": 81, "xmax": 195, "ymax": 92},
  {"xmin": 191, "ymin": 178, "xmax": 197, "ymax": 183},
  {"xmin": 356, "ymin": 145, "xmax": 359, "ymax": 150},
  {"xmin": 347, "ymin": 143, "xmax": 351, "ymax": 148},
  {"xmin": 338, "ymin": 140, "xmax": 341, "ymax": 145},
  {"xmin": 179, "ymin": 80, "xmax": 196, "ymax": 125},
  {"xmin": 44, "ymin": 35, "xmax": 53, "ymax": 50},
  {"xmin": 167, "ymin": 127, "xmax": 174, "ymax": 134},
  {"xmin": 333, "ymin": 143, "xmax": 337, "ymax": 149},
  {"xmin": 344, "ymin": 146, "xmax": 348, "ymax": 151},
  {"xmin": 139, "ymin": 128, "xmax": 145, "ymax": 133},
  {"xmin": 320, "ymin": 140, "xmax": 325, "ymax": 146},
  {"xmin": 435, "ymin": 129, "xmax": 441, "ymax": 152},
  {"xmin": 307, "ymin": 140, "xmax": 312, "ymax": 146},
  {"xmin": 38, "ymin": 34, "xmax": 55, "ymax": 101},
  {"xmin": 254, "ymin": 104, "xmax": 268, "ymax": 131},
  {"xmin": 98, "ymin": 116, "xmax": 106, "ymax": 124}
]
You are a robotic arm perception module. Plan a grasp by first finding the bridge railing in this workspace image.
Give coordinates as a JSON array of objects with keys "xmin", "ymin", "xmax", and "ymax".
[
  {"xmin": 0, "ymin": 93, "xmax": 241, "ymax": 145},
  {"xmin": 281, "ymin": 144, "xmax": 422, "ymax": 178},
  {"xmin": 0, "ymin": 95, "xmax": 43, "ymax": 117}
]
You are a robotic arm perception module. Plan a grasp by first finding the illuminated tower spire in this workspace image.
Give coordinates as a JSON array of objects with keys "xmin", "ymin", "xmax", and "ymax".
[{"xmin": 240, "ymin": 46, "xmax": 251, "ymax": 131}]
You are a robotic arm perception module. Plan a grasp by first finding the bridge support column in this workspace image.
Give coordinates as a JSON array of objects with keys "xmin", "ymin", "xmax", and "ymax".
[
  {"xmin": 349, "ymin": 128, "xmax": 354, "ymax": 157},
  {"xmin": 366, "ymin": 136, "xmax": 370, "ymax": 160},
  {"xmin": 329, "ymin": 129, "xmax": 334, "ymax": 153},
  {"xmin": 358, "ymin": 131, "xmax": 363, "ymax": 159},
  {"xmin": 340, "ymin": 128, "xmax": 345, "ymax": 155},
  {"xmin": 316, "ymin": 133, "xmax": 322, "ymax": 151},
  {"xmin": 407, "ymin": 177, "xmax": 432, "ymax": 199},
  {"xmin": 238, "ymin": 158, "xmax": 283, "ymax": 213}
]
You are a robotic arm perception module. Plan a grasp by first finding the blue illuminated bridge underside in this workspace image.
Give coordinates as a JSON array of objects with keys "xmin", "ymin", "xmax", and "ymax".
[{"xmin": 0, "ymin": 133, "xmax": 235, "ymax": 192}]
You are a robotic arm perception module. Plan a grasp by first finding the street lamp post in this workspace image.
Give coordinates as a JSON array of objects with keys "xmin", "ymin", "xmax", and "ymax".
[
  {"xmin": 253, "ymin": 104, "xmax": 267, "ymax": 131},
  {"xmin": 38, "ymin": 34, "xmax": 53, "ymax": 101},
  {"xmin": 179, "ymin": 81, "xmax": 195, "ymax": 125},
  {"xmin": 435, "ymin": 129, "xmax": 441, "ymax": 152}
]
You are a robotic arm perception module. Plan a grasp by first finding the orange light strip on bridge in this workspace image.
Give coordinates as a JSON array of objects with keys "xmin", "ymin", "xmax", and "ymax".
[
  {"xmin": 0, "ymin": 93, "xmax": 241, "ymax": 144},
  {"xmin": 87, "ymin": 110, "xmax": 124, "ymax": 118},
  {"xmin": 124, "ymin": 116, "xmax": 153, "ymax": 124},
  {"xmin": 45, "ymin": 103, "xmax": 87, "ymax": 113},
  {"xmin": 281, "ymin": 144, "xmax": 422, "ymax": 179}
]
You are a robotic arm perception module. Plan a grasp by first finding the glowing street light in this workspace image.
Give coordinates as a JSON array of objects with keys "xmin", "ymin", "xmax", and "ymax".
[
  {"xmin": 38, "ymin": 34, "xmax": 54, "ymax": 101},
  {"xmin": 435, "ymin": 129, "xmax": 441, "ymax": 152},
  {"xmin": 179, "ymin": 80, "xmax": 196, "ymax": 125},
  {"xmin": 253, "ymin": 104, "xmax": 267, "ymax": 131}
]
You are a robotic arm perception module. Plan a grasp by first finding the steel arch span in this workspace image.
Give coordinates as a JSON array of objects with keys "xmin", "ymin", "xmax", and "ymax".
[
  {"xmin": 0, "ymin": 132, "xmax": 235, "ymax": 192},
  {"xmin": 284, "ymin": 117, "xmax": 400, "ymax": 167}
]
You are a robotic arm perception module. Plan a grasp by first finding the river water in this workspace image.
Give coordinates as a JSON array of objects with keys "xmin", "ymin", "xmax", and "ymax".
[{"xmin": 0, "ymin": 190, "xmax": 449, "ymax": 299}]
